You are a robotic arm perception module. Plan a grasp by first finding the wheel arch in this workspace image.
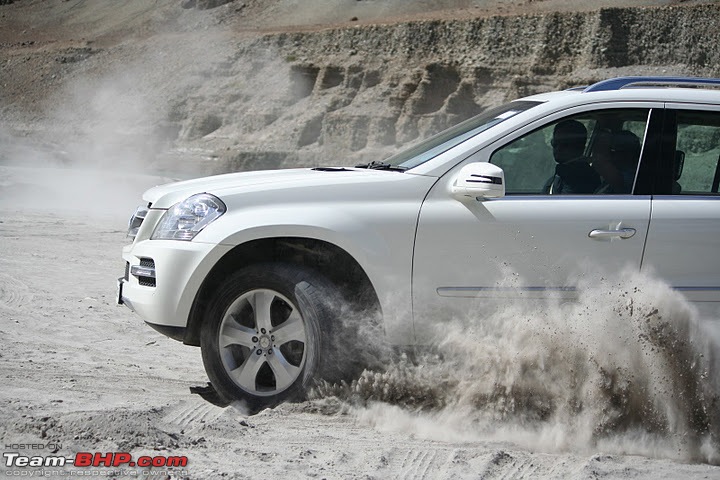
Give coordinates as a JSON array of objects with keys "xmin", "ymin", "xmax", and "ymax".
[{"xmin": 183, "ymin": 237, "xmax": 381, "ymax": 346}]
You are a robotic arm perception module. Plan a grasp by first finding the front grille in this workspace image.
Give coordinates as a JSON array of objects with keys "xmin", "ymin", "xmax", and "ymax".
[
  {"xmin": 124, "ymin": 262, "xmax": 130, "ymax": 281},
  {"xmin": 139, "ymin": 276, "xmax": 156, "ymax": 287}
]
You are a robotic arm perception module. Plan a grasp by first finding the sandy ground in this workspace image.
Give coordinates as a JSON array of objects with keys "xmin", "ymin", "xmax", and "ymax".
[{"xmin": 0, "ymin": 164, "xmax": 719, "ymax": 479}]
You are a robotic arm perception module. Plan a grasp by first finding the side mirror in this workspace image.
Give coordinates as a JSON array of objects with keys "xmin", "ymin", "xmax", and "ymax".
[{"xmin": 451, "ymin": 162, "xmax": 505, "ymax": 199}]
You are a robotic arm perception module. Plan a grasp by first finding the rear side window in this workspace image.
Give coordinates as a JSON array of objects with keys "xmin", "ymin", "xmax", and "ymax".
[{"xmin": 673, "ymin": 110, "xmax": 720, "ymax": 195}]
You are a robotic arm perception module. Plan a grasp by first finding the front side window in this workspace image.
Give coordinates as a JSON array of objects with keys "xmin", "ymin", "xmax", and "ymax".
[
  {"xmin": 673, "ymin": 110, "xmax": 720, "ymax": 195},
  {"xmin": 490, "ymin": 109, "xmax": 650, "ymax": 195}
]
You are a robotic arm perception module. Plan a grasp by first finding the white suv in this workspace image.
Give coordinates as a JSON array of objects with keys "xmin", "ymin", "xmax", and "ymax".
[{"xmin": 119, "ymin": 76, "xmax": 720, "ymax": 410}]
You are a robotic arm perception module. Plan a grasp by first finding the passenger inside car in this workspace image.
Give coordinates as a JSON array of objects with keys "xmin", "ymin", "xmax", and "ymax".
[{"xmin": 592, "ymin": 129, "xmax": 642, "ymax": 194}]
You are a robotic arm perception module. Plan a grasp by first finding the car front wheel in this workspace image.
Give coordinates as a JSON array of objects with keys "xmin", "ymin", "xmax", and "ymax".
[{"xmin": 200, "ymin": 263, "xmax": 340, "ymax": 411}]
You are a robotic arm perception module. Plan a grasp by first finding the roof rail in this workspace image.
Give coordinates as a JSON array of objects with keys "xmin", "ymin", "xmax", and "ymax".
[{"xmin": 583, "ymin": 76, "xmax": 720, "ymax": 93}]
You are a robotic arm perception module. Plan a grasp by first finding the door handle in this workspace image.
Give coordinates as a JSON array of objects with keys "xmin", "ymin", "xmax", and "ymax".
[{"xmin": 588, "ymin": 228, "xmax": 637, "ymax": 239}]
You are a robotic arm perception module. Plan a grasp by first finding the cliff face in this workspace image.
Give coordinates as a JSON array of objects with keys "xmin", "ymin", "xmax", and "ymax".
[
  {"xmin": 2, "ymin": 3, "xmax": 720, "ymax": 173},
  {"xmin": 172, "ymin": 4, "xmax": 720, "ymax": 172}
]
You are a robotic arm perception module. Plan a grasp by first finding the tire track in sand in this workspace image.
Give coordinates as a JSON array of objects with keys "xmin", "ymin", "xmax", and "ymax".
[
  {"xmin": 0, "ymin": 273, "xmax": 32, "ymax": 310},
  {"xmin": 160, "ymin": 398, "xmax": 226, "ymax": 433},
  {"xmin": 397, "ymin": 447, "xmax": 441, "ymax": 480}
]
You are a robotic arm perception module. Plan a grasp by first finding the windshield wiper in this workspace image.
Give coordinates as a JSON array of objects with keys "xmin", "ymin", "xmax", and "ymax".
[{"xmin": 354, "ymin": 160, "xmax": 408, "ymax": 172}]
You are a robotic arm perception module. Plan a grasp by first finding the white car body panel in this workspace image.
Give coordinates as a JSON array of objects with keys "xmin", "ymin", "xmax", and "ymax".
[
  {"xmin": 642, "ymin": 196, "xmax": 720, "ymax": 318},
  {"xmin": 199, "ymin": 171, "xmax": 438, "ymax": 344},
  {"xmin": 412, "ymin": 190, "xmax": 652, "ymax": 342},
  {"xmin": 142, "ymin": 168, "xmax": 402, "ymax": 208},
  {"xmin": 121, "ymin": 239, "xmax": 232, "ymax": 328}
]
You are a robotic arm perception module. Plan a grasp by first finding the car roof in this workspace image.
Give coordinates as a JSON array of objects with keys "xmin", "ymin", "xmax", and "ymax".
[
  {"xmin": 521, "ymin": 76, "xmax": 720, "ymax": 106},
  {"xmin": 522, "ymin": 88, "xmax": 720, "ymax": 105}
]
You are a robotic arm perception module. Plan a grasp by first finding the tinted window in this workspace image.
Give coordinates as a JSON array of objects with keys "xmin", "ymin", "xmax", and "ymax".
[
  {"xmin": 490, "ymin": 109, "xmax": 650, "ymax": 195},
  {"xmin": 673, "ymin": 110, "xmax": 720, "ymax": 195}
]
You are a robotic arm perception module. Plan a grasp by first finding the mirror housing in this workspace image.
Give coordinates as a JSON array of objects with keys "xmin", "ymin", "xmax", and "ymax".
[{"xmin": 451, "ymin": 162, "xmax": 505, "ymax": 199}]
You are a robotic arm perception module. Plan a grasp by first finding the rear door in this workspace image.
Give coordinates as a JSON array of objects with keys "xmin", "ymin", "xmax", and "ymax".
[{"xmin": 641, "ymin": 105, "xmax": 720, "ymax": 320}]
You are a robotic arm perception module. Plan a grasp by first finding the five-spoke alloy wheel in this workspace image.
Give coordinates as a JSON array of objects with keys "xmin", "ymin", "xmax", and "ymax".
[
  {"xmin": 219, "ymin": 289, "xmax": 307, "ymax": 395},
  {"xmin": 201, "ymin": 263, "xmax": 338, "ymax": 411}
]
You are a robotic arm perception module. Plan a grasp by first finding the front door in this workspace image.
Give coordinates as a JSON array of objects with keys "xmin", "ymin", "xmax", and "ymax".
[{"xmin": 412, "ymin": 106, "xmax": 658, "ymax": 343}]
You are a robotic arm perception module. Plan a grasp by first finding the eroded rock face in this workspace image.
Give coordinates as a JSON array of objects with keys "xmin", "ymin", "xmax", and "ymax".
[{"xmin": 167, "ymin": 4, "xmax": 720, "ymax": 172}]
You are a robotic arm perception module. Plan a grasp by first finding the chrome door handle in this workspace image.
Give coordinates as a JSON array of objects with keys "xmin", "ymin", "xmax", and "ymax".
[{"xmin": 588, "ymin": 228, "xmax": 637, "ymax": 239}]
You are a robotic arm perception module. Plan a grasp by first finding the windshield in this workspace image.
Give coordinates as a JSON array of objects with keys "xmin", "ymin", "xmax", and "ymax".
[{"xmin": 384, "ymin": 100, "xmax": 542, "ymax": 170}]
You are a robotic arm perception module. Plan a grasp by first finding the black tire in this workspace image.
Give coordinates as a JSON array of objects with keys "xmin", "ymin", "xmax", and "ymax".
[{"xmin": 200, "ymin": 263, "xmax": 343, "ymax": 412}]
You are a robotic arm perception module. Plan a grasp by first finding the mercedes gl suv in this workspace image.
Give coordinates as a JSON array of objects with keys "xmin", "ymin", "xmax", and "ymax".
[{"xmin": 118, "ymin": 77, "xmax": 720, "ymax": 410}]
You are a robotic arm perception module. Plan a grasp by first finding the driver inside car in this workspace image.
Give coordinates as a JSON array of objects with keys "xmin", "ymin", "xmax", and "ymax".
[{"xmin": 545, "ymin": 119, "xmax": 601, "ymax": 194}]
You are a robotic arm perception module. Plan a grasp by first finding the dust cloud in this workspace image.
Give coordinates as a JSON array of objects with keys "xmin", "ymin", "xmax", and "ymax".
[
  {"xmin": 0, "ymin": 22, "xmax": 240, "ymax": 219},
  {"xmin": 0, "ymin": 63, "xmax": 176, "ymax": 218},
  {"xmin": 0, "ymin": 31, "xmax": 323, "ymax": 218},
  {"xmin": 313, "ymin": 270, "xmax": 720, "ymax": 465}
]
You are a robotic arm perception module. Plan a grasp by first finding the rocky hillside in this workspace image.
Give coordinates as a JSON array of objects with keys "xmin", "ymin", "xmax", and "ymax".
[
  {"xmin": 1, "ymin": 1, "xmax": 719, "ymax": 175},
  {"xmin": 203, "ymin": 4, "xmax": 720, "ymax": 171}
]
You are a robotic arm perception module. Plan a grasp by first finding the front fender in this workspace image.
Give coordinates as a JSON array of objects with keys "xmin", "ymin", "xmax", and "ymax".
[{"xmin": 192, "ymin": 200, "xmax": 425, "ymax": 345}]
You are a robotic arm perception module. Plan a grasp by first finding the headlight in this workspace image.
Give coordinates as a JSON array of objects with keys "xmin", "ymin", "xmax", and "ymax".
[{"xmin": 151, "ymin": 193, "xmax": 226, "ymax": 241}]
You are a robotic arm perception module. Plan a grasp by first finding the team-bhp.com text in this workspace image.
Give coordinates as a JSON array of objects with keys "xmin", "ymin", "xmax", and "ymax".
[{"xmin": 4, "ymin": 452, "xmax": 188, "ymax": 468}]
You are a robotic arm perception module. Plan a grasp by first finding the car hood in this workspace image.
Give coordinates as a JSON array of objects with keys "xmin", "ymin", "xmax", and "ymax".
[{"xmin": 143, "ymin": 168, "xmax": 428, "ymax": 209}]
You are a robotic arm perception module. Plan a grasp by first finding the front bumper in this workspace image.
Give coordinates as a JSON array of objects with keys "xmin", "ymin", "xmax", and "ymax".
[{"xmin": 119, "ymin": 238, "xmax": 232, "ymax": 333}]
